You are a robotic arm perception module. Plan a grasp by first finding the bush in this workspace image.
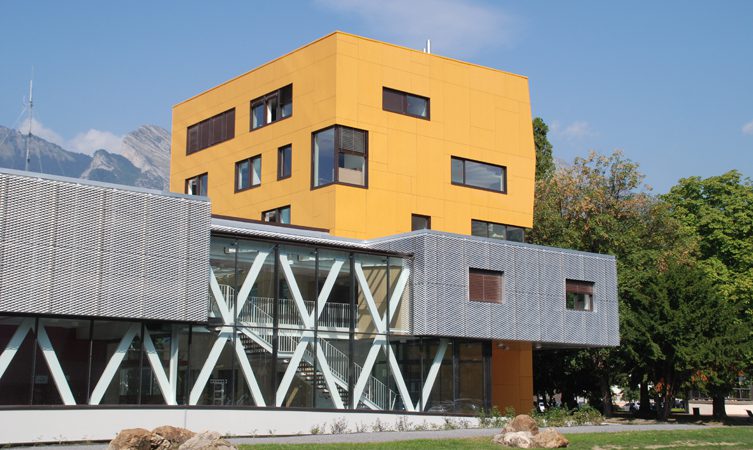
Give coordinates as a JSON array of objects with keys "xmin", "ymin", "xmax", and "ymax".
[{"xmin": 533, "ymin": 405, "xmax": 604, "ymax": 427}]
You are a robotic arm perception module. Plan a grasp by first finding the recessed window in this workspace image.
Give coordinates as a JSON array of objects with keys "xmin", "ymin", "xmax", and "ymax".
[
  {"xmin": 185, "ymin": 173, "xmax": 208, "ymax": 196},
  {"xmin": 469, "ymin": 269, "xmax": 503, "ymax": 303},
  {"xmin": 411, "ymin": 214, "xmax": 431, "ymax": 231},
  {"xmin": 251, "ymin": 84, "xmax": 292, "ymax": 130},
  {"xmin": 566, "ymin": 280, "xmax": 594, "ymax": 311},
  {"xmin": 278, "ymin": 144, "xmax": 292, "ymax": 180},
  {"xmin": 451, "ymin": 157, "xmax": 506, "ymax": 193},
  {"xmin": 471, "ymin": 219, "xmax": 525, "ymax": 242},
  {"xmin": 186, "ymin": 109, "xmax": 235, "ymax": 154},
  {"xmin": 235, "ymin": 155, "xmax": 261, "ymax": 191},
  {"xmin": 262, "ymin": 205, "xmax": 291, "ymax": 224},
  {"xmin": 383, "ymin": 87, "xmax": 430, "ymax": 119},
  {"xmin": 312, "ymin": 125, "xmax": 368, "ymax": 188}
]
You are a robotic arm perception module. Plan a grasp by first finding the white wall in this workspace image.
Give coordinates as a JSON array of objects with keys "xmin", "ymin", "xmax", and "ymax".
[{"xmin": 0, "ymin": 409, "xmax": 479, "ymax": 445}]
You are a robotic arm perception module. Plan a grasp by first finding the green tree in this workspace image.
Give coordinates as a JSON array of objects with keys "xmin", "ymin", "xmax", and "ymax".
[
  {"xmin": 662, "ymin": 171, "xmax": 753, "ymax": 417},
  {"xmin": 530, "ymin": 150, "xmax": 696, "ymax": 417},
  {"xmin": 533, "ymin": 117, "xmax": 554, "ymax": 181}
]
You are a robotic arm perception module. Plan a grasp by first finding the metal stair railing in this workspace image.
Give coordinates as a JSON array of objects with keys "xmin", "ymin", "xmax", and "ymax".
[{"xmin": 218, "ymin": 284, "xmax": 396, "ymax": 410}]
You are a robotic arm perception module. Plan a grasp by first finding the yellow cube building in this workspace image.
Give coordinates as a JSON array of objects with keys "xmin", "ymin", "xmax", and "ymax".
[{"xmin": 170, "ymin": 31, "xmax": 535, "ymax": 240}]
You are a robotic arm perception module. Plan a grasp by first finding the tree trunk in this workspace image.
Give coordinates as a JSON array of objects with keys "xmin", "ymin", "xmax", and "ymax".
[
  {"xmin": 712, "ymin": 392, "xmax": 727, "ymax": 419},
  {"xmin": 639, "ymin": 380, "xmax": 651, "ymax": 417},
  {"xmin": 600, "ymin": 376, "xmax": 613, "ymax": 417}
]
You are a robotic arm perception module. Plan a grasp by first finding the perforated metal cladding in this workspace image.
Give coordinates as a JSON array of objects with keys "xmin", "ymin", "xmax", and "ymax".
[
  {"xmin": 369, "ymin": 232, "xmax": 618, "ymax": 347},
  {"xmin": 0, "ymin": 171, "xmax": 210, "ymax": 322}
]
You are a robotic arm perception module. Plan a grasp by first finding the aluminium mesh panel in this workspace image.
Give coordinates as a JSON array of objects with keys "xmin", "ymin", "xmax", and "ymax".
[
  {"xmin": 540, "ymin": 295, "xmax": 565, "ymax": 343},
  {"xmin": 53, "ymin": 183, "xmax": 105, "ymax": 252},
  {"xmin": 0, "ymin": 241, "xmax": 54, "ymax": 314},
  {"xmin": 562, "ymin": 311, "xmax": 588, "ymax": 344},
  {"xmin": 539, "ymin": 251, "xmax": 564, "ymax": 297},
  {"xmin": 490, "ymin": 303, "xmax": 516, "ymax": 340},
  {"xmin": 512, "ymin": 246, "xmax": 542, "ymax": 295},
  {"xmin": 421, "ymin": 283, "xmax": 439, "ymax": 335},
  {"xmin": 603, "ymin": 301, "xmax": 620, "ymax": 345},
  {"xmin": 562, "ymin": 253, "xmax": 585, "ymax": 281},
  {"xmin": 436, "ymin": 237, "xmax": 466, "ymax": 287},
  {"xmin": 50, "ymin": 248, "xmax": 102, "ymax": 316},
  {"xmin": 464, "ymin": 240, "xmax": 490, "ymax": 272},
  {"xmin": 438, "ymin": 284, "xmax": 466, "ymax": 335},
  {"xmin": 464, "ymin": 301, "xmax": 491, "ymax": 338},
  {"xmin": 3, "ymin": 176, "xmax": 57, "ymax": 247}
]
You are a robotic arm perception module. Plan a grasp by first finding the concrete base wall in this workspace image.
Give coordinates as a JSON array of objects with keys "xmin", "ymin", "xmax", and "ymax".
[
  {"xmin": 0, "ymin": 408, "xmax": 480, "ymax": 445},
  {"xmin": 687, "ymin": 401, "xmax": 753, "ymax": 417}
]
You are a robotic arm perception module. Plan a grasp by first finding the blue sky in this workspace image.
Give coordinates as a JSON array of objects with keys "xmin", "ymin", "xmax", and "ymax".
[{"xmin": 1, "ymin": 0, "xmax": 751, "ymax": 193}]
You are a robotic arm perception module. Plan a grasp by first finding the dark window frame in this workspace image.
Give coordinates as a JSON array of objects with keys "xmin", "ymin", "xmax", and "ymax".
[
  {"xmin": 451, "ymin": 156, "xmax": 507, "ymax": 194},
  {"xmin": 186, "ymin": 109, "xmax": 235, "ymax": 155},
  {"xmin": 471, "ymin": 219, "xmax": 525, "ymax": 242},
  {"xmin": 185, "ymin": 173, "xmax": 208, "ymax": 196},
  {"xmin": 235, "ymin": 154, "xmax": 262, "ymax": 192},
  {"xmin": 310, "ymin": 125, "xmax": 369, "ymax": 190},
  {"xmin": 565, "ymin": 279, "xmax": 594, "ymax": 312},
  {"xmin": 468, "ymin": 268, "xmax": 504, "ymax": 304},
  {"xmin": 250, "ymin": 84, "xmax": 293, "ymax": 131},
  {"xmin": 411, "ymin": 214, "xmax": 431, "ymax": 231},
  {"xmin": 277, "ymin": 144, "xmax": 292, "ymax": 180},
  {"xmin": 261, "ymin": 205, "xmax": 291, "ymax": 224},
  {"xmin": 382, "ymin": 87, "xmax": 430, "ymax": 120}
]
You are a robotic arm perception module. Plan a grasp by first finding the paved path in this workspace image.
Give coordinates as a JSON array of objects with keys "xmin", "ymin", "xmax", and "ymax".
[{"xmin": 2, "ymin": 423, "xmax": 712, "ymax": 449}]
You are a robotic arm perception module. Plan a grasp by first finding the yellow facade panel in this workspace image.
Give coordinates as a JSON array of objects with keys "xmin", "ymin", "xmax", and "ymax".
[{"xmin": 171, "ymin": 31, "xmax": 535, "ymax": 238}]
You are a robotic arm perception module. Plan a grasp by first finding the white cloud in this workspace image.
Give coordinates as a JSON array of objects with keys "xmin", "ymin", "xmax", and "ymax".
[
  {"xmin": 17, "ymin": 117, "xmax": 65, "ymax": 147},
  {"xmin": 315, "ymin": 0, "xmax": 517, "ymax": 56},
  {"xmin": 68, "ymin": 129, "xmax": 124, "ymax": 155},
  {"xmin": 16, "ymin": 119, "xmax": 124, "ymax": 156},
  {"xmin": 742, "ymin": 119, "xmax": 753, "ymax": 135},
  {"xmin": 551, "ymin": 120, "xmax": 597, "ymax": 140}
]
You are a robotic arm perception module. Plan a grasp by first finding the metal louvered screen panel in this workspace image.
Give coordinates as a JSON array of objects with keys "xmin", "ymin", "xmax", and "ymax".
[
  {"xmin": 368, "ymin": 231, "xmax": 618, "ymax": 347},
  {"xmin": 0, "ymin": 170, "xmax": 211, "ymax": 322}
]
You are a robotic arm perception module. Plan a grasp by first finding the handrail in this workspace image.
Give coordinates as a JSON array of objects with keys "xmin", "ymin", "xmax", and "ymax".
[{"xmin": 218, "ymin": 284, "xmax": 395, "ymax": 409}]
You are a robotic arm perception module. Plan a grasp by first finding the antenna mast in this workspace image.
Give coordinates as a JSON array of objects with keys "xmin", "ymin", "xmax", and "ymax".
[{"xmin": 24, "ymin": 71, "xmax": 34, "ymax": 172}]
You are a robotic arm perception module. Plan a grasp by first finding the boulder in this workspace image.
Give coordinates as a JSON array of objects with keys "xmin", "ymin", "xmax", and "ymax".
[
  {"xmin": 108, "ymin": 428, "xmax": 169, "ymax": 450},
  {"xmin": 531, "ymin": 428, "xmax": 569, "ymax": 448},
  {"xmin": 504, "ymin": 414, "xmax": 539, "ymax": 435},
  {"xmin": 178, "ymin": 431, "xmax": 237, "ymax": 450},
  {"xmin": 152, "ymin": 426, "xmax": 195, "ymax": 448},
  {"xmin": 502, "ymin": 431, "xmax": 534, "ymax": 448}
]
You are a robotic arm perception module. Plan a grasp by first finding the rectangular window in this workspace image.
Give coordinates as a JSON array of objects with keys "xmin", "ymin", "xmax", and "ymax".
[
  {"xmin": 278, "ymin": 144, "xmax": 292, "ymax": 180},
  {"xmin": 566, "ymin": 280, "xmax": 594, "ymax": 311},
  {"xmin": 185, "ymin": 173, "xmax": 208, "ymax": 196},
  {"xmin": 383, "ymin": 87, "xmax": 430, "ymax": 119},
  {"xmin": 411, "ymin": 214, "xmax": 431, "ymax": 231},
  {"xmin": 471, "ymin": 219, "xmax": 525, "ymax": 242},
  {"xmin": 469, "ymin": 269, "xmax": 503, "ymax": 303},
  {"xmin": 262, "ymin": 205, "xmax": 291, "ymax": 224},
  {"xmin": 235, "ymin": 155, "xmax": 261, "ymax": 191},
  {"xmin": 250, "ymin": 84, "xmax": 293, "ymax": 130},
  {"xmin": 186, "ymin": 109, "xmax": 235, "ymax": 154},
  {"xmin": 451, "ymin": 157, "xmax": 506, "ymax": 193},
  {"xmin": 312, "ymin": 125, "xmax": 368, "ymax": 188}
]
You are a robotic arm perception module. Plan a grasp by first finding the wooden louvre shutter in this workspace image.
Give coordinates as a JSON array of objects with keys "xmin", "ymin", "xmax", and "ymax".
[
  {"xmin": 225, "ymin": 109, "xmax": 235, "ymax": 140},
  {"xmin": 566, "ymin": 280, "xmax": 593, "ymax": 295},
  {"xmin": 469, "ymin": 269, "xmax": 502, "ymax": 303}
]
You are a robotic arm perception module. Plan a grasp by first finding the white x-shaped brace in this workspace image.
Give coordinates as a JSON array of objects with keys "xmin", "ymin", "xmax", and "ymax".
[
  {"xmin": 188, "ymin": 250, "xmax": 271, "ymax": 406},
  {"xmin": 349, "ymin": 262, "xmax": 416, "ymax": 410},
  {"xmin": 0, "ymin": 318, "xmax": 180, "ymax": 406}
]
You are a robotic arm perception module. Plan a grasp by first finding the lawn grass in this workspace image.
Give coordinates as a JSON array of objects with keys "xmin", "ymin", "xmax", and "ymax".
[{"xmin": 240, "ymin": 426, "xmax": 753, "ymax": 449}]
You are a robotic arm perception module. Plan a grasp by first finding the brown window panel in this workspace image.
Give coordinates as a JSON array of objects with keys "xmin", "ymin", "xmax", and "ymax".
[
  {"xmin": 566, "ymin": 280, "xmax": 594, "ymax": 295},
  {"xmin": 469, "ymin": 269, "xmax": 503, "ymax": 303},
  {"xmin": 186, "ymin": 108, "xmax": 235, "ymax": 154}
]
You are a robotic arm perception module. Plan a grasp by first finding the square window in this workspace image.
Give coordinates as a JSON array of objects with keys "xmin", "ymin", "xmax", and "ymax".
[
  {"xmin": 566, "ymin": 280, "xmax": 594, "ymax": 311},
  {"xmin": 312, "ymin": 125, "xmax": 368, "ymax": 188},
  {"xmin": 411, "ymin": 214, "xmax": 431, "ymax": 231},
  {"xmin": 185, "ymin": 173, "xmax": 208, "ymax": 196},
  {"xmin": 469, "ymin": 269, "xmax": 503, "ymax": 303},
  {"xmin": 250, "ymin": 84, "xmax": 293, "ymax": 130},
  {"xmin": 236, "ymin": 155, "xmax": 261, "ymax": 191}
]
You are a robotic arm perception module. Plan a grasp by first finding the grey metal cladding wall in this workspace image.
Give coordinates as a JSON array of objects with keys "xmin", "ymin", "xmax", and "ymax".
[
  {"xmin": 370, "ymin": 232, "xmax": 619, "ymax": 347},
  {"xmin": 0, "ymin": 171, "xmax": 211, "ymax": 322}
]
